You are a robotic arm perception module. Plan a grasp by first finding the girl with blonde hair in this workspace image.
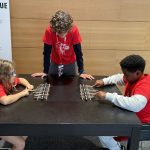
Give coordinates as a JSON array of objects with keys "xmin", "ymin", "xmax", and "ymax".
[{"xmin": 0, "ymin": 59, "xmax": 33, "ymax": 150}]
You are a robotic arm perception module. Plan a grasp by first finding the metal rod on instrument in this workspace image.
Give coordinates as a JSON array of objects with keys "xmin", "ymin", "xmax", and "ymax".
[
  {"xmin": 80, "ymin": 84, "xmax": 84, "ymax": 101},
  {"xmin": 85, "ymin": 84, "xmax": 91, "ymax": 101},
  {"xmin": 33, "ymin": 83, "xmax": 50, "ymax": 101}
]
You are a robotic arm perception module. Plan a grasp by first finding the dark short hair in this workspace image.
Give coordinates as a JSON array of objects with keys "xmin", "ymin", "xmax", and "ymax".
[{"xmin": 120, "ymin": 54, "xmax": 145, "ymax": 73}]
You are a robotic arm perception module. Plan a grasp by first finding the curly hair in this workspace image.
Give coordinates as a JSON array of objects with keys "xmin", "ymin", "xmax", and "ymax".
[
  {"xmin": 50, "ymin": 10, "xmax": 73, "ymax": 34},
  {"xmin": 120, "ymin": 54, "xmax": 145, "ymax": 73},
  {"xmin": 0, "ymin": 59, "xmax": 15, "ymax": 93}
]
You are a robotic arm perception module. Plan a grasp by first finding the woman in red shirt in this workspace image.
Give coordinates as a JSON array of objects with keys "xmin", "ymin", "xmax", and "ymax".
[{"xmin": 32, "ymin": 10, "xmax": 94, "ymax": 79}]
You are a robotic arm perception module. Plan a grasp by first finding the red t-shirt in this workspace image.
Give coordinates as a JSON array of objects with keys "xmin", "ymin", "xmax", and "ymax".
[
  {"xmin": 0, "ymin": 77, "xmax": 20, "ymax": 97},
  {"xmin": 124, "ymin": 74, "xmax": 150, "ymax": 123},
  {"xmin": 42, "ymin": 25, "xmax": 82, "ymax": 65}
]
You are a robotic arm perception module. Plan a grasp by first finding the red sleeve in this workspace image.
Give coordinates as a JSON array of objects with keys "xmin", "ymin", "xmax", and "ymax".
[
  {"xmin": 71, "ymin": 25, "xmax": 82, "ymax": 45},
  {"xmin": 13, "ymin": 77, "xmax": 20, "ymax": 85},
  {"xmin": 42, "ymin": 26, "xmax": 53, "ymax": 45},
  {"xmin": 0, "ymin": 84, "xmax": 6, "ymax": 97},
  {"xmin": 0, "ymin": 78, "xmax": 20, "ymax": 98}
]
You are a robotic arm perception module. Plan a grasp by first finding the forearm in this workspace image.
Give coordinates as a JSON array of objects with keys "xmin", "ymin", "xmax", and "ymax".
[
  {"xmin": 105, "ymin": 93, "xmax": 147, "ymax": 112},
  {"xmin": 103, "ymin": 74, "xmax": 125, "ymax": 86},
  {"xmin": 0, "ymin": 92, "xmax": 25, "ymax": 105},
  {"xmin": 19, "ymin": 78, "xmax": 31, "ymax": 88},
  {"xmin": 43, "ymin": 43, "xmax": 52, "ymax": 74},
  {"xmin": 73, "ymin": 43, "xmax": 84, "ymax": 74}
]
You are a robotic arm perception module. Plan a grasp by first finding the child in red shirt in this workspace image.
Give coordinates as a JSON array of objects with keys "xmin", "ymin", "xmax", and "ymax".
[
  {"xmin": 32, "ymin": 10, "xmax": 94, "ymax": 80},
  {"xmin": 94, "ymin": 55, "xmax": 150, "ymax": 150},
  {"xmin": 0, "ymin": 59, "xmax": 34, "ymax": 150}
]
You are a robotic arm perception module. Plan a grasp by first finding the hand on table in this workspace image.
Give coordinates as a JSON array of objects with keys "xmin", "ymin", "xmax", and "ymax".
[
  {"xmin": 80, "ymin": 73, "xmax": 95, "ymax": 80},
  {"xmin": 93, "ymin": 80, "xmax": 104, "ymax": 87},
  {"xmin": 31, "ymin": 72, "xmax": 47, "ymax": 78}
]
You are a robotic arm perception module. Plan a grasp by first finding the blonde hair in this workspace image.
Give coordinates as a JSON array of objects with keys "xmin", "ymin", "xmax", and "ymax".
[
  {"xmin": 50, "ymin": 10, "xmax": 73, "ymax": 34},
  {"xmin": 0, "ymin": 59, "xmax": 15, "ymax": 93}
]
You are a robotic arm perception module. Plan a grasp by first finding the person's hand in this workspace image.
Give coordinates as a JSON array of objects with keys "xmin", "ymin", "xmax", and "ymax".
[
  {"xmin": 80, "ymin": 73, "xmax": 95, "ymax": 80},
  {"xmin": 93, "ymin": 80, "xmax": 104, "ymax": 87},
  {"xmin": 27, "ymin": 84, "xmax": 34, "ymax": 90},
  {"xmin": 31, "ymin": 72, "xmax": 47, "ymax": 78},
  {"xmin": 94, "ymin": 91, "xmax": 106, "ymax": 100},
  {"xmin": 21, "ymin": 89, "xmax": 29, "ymax": 97}
]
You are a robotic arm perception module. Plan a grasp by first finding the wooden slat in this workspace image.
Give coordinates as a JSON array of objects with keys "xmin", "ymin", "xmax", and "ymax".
[
  {"xmin": 84, "ymin": 50, "xmax": 119, "ymax": 76},
  {"xmin": 84, "ymin": 50, "xmax": 150, "ymax": 75},
  {"xmin": 13, "ymin": 48, "xmax": 43, "ymax": 74},
  {"xmin": 12, "ymin": 48, "xmax": 150, "ymax": 75},
  {"xmin": 10, "ymin": 0, "xmax": 120, "ymax": 20},
  {"xmin": 11, "ymin": 19, "xmax": 150, "ymax": 50},
  {"xmin": 79, "ymin": 21, "xmax": 148, "ymax": 50},
  {"xmin": 10, "ymin": 0, "xmax": 62, "ymax": 19},
  {"xmin": 10, "ymin": 0, "xmax": 150, "ymax": 21},
  {"xmin": 10, "ymin": 0, "xmax": 150, "ymax": 76},
  {"xmin": 11, "ymin": 19, "xmax": 47, "ymax": 48},
  {"xmin": 120, "ymin": 0, "xmax": 150, "ymax": 21}
]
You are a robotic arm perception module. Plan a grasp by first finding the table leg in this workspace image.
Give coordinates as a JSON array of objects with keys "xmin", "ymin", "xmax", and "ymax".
[{"xmin": 127, "ymin": 127, "xmax": 140, "ymax": 150}]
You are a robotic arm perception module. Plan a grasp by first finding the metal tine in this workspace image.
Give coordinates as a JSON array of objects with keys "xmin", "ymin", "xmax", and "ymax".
[
  {"xmin": 86, "ymin": 85, "xmax": 99, "ymax": 92},
  {"xmin": 80, "ymin": 84, "xmax": 85, "ymax": 101},
  {"xmin": 80, "ymin": 84, "xmax": 84, "ymax": 101},
  {"xmin": 34, "ymin": 83, "xmax": 50, "ymax": 101},
  {"xmin": 80, "ymin": 84, "xmax": 98, "ymax": 102},
  {"xmin": 83, "ymin": 84, "xmax": 88, "ymax": 101},
  {"xmin": 34, "ymin": 94, "xmax": 49, "ymax": 96},
  {"xmin": 85, "ymin": 84, "xmax": 91, "ymax": 101}
]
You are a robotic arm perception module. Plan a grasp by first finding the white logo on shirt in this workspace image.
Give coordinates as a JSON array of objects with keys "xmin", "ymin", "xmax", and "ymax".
[{"xmin": 56, "ymin": 42, "xmax": 69, "ymax": 55}]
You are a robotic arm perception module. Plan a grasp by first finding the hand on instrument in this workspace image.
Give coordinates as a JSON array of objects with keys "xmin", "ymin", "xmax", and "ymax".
[
  {"xmin": 26, "ymin": 84, "xmax": 34, "ymax": 90},
  {"xmin": 21, "ymin": 89, "xmax": 30, "ymax": 97},
  {"xmin": 93, "ymin": 80, "xmax": 104, "ymax": 87},
  {"xmin": 94, "ymin": 91, "xmax": 106, "ymax": 100}
]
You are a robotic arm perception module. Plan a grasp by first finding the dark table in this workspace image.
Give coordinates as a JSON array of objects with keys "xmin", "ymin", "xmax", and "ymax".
[{"xmin": 0, "ymin": 74, "xmax": 141, "ymax": 150}]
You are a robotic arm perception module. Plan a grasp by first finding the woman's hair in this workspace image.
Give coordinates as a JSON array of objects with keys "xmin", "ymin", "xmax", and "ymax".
[
  {"xmin": 0, "ymin": 59, "xmax": 15, "ymax": 93},
  {"xmin": 120, "ymin": 54, "xmax": 146, "ymax": 73},
  {"xmin": 50, "ymin": 10, "xmax": 73, "ymax": 34}
]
